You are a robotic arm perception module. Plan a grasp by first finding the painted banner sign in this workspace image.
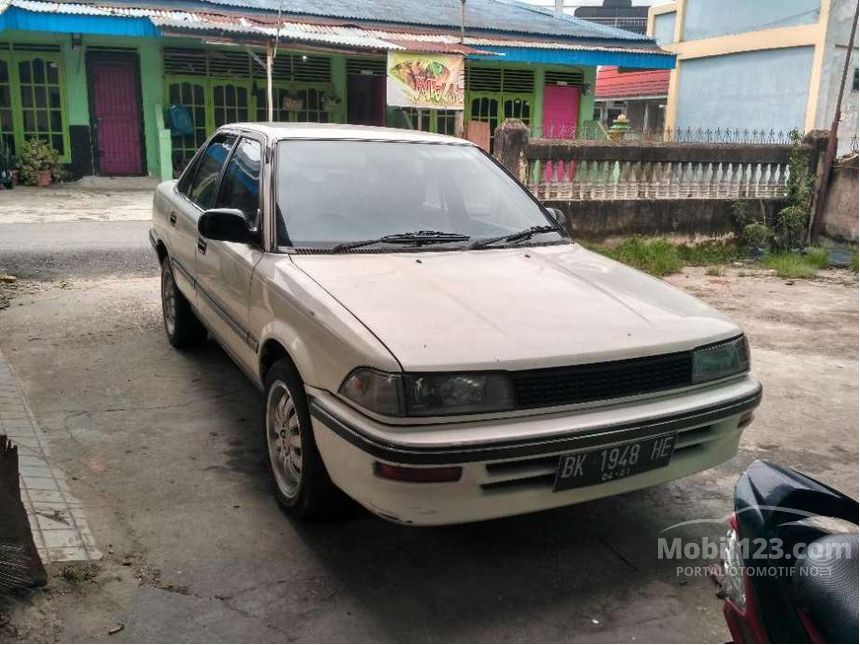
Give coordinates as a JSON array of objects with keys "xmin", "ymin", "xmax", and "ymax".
[{"xmin": 386, "ymin": 52, "xmax": 465, "ymax": 110}]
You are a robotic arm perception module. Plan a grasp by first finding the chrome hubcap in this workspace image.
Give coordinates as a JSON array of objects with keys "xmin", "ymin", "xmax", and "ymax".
[
  {"xmin": 266, "ymin": 380, "xmax": 302, "ymax": 498},
  {"xmin": 161, "ymin": 265, "xmax": 176, "ymax": 335}
]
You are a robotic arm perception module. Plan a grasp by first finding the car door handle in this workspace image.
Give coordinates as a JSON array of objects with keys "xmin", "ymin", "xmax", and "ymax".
[
  {"xmin": 197, "ymin": 238, "xmax": 207, "ymax": 254},
  {"xmin": 168, "ymin": 212, "xmax": 177, "ymax": 226}
]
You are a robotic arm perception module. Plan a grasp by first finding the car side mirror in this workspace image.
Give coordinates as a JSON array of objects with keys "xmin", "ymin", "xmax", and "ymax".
[
  {"xmin": 547, "ymin": 207, "xmax": 566, "ymax": 228},
  {"xmin": 198, "ymin": 208, "xmax": 251, "ymax": 243}
]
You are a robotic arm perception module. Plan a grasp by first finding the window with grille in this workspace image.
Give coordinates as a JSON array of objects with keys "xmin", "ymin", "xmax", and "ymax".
[
  {"xmin": 466, "ymin": 65, "xmax": 535, "ymax": 150},
  {"xmin": 165, "ymin": 47, "xmax": 334, "ymax": 156},
  {"xmin": 397, "ymin": 108, "xmax": 457, "ymax": 135},
  {"xmin": 545, "ymin": 69, "xmax": 584, "ymax": 86},
  {"xmin": 256, "ymin": 87, "xmax": 330, "ymax": 123},
  {"xmin": 436, "ymin": 110, "xmax": 456, "ymax": 135},
  {"xmin": 212, "ymin": 82, "xmax": 250, "ymax": 127},
  {"xmin": 346, "ymin": 58, "xmax": 386, "ymax": 76},
  {"xmin": 0, "ymin": 45, "xmax": 68, "ymax": 160},
  {"xmin": 18, "ymin": 56, "xmax": 66, "ymax": 155},
  {"xmin": 0, "ymin": 56, "xmax": 13, "ymax": 156},
  {"xmin": 168, "ymin": 80, "xmax": 207, "ymax": 174},
  {"xmin": 400, "ymin": 108, "xmax": 432, "ymax": 132}
]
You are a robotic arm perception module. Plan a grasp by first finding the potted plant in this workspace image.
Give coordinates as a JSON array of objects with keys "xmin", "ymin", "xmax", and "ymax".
[
  {"xmin": 16, "ymin": 139, "xmax": 60, "ymax": 187},
  {"xmin": 322, "ymin": 92, "xmax": 342, "ymax": 113},
  {"xmin": 607, "ymin": 114, "xmax": 631, "ymax": 141}
]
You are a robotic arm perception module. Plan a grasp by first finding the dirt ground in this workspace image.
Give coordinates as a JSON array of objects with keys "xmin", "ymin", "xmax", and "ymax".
[{"xmin": 0, "ymin": 264, "xmax": 857, "ymax": 643}]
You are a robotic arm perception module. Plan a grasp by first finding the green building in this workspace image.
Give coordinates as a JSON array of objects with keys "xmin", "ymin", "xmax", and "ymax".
[{"xmin": 0, "ymin": 0, "xmax": 673, "ymax": 180}]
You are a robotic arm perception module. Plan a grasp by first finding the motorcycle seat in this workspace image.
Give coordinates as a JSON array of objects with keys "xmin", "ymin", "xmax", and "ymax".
[{"xmin": 791, "ymin": 532, "xmax": 858, "ymax": 644}]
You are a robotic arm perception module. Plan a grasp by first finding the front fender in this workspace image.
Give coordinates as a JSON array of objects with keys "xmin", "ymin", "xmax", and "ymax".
[{"xmin": 250, "ymin": 255, "xmax": 401, "ymax": 391}]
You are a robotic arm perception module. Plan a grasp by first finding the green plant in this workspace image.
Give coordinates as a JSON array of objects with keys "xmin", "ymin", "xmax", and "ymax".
[
  {"xmin": 773, "ymin": 130, "xmax": 815, "ymax": 250},
  {"xmin": 762, "ymin": 252, "xmax": 818, "ymax": 279},
  {"xmin": 677, "ymin": 239, "xmax": 740, "ymax": 265},
  {"xmin": 15, "ymin": 139, "xmax": 60, "ymax": 186},
  {"xmin": 706, "ymin": 266, "xmax": 724, "ymax": 277},
  {"xmin": 802, "ymin": 247, "xmax": 830, "ymax": 270},
  {"xmin": 601, "ymin": 237, "xmax": 683, "ymax": 276},
  {"xmin": 741, "ymin": 223, "xmax": 772, "ymax": 249},
  {"xmin": 774, "ymin": 204, "xmax": 808, "ymax": 251},
  {"xmin": 852, "ymin": 250, "xmax": 858, "ymax": 274},
  {"xmin": 729, "ymin": 201, "xmax": 755, "ymax": 233},
  {"xmin": 51, "ymin": 164, "xmax": 70, "ymax": 183}
]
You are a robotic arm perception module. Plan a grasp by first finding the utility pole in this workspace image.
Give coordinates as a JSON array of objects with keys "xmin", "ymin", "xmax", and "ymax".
[
  {"xmin": 555, "ymin": 0, "xmax": 564, "ymax": 15},
  {"xmin": 460, "ymin": 0, "xmax": 466, "ymax": 44},
  {"xmin": 266, "ymin": 41, "xmax": 274, "ymax": 122},
  {"xmin": 267, "ymin": 0, "xmax": 285, "ymax": 122},
  {"xmin": 809, "ymin": 3, "xmax": 858, "ymax": 243}
]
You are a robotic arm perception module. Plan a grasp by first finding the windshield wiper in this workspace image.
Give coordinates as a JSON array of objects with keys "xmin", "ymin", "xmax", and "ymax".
[
  {"xmin": 467, "ymin": 224, "xmax": 562, "ymax": 250},
  {"xmin": 330, "ymin": 230, "xmax": 470, "ymax": 253}
]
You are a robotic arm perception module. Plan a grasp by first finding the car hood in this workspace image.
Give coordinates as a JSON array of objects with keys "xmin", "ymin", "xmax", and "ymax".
[{"xmin": 289, "ymin": 244, "xmax": 741, "ymax": 372}]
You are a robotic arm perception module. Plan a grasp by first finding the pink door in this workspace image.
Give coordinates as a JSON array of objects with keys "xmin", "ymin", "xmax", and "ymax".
[
  {"xmin": 542, "ymin": 85, "xmax": 580, "ymax": 180},
  {"xmin": 542, "ymin": 85, "xmax": 580, "ymax": 139},
  {"xmin": 90, "ymin": 58, "xmax": 143, "ymax": 175}
]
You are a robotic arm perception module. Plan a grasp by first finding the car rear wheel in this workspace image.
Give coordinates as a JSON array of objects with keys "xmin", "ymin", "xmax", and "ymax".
[
  {"xmin": 160, "ymin": 258, "xmax": 207, "ymax": 348},
  {"xmin": 264, "ymin": 359, "xmax": 346, "ymax": 519}
]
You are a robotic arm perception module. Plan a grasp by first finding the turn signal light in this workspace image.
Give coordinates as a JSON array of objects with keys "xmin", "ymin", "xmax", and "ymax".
[{"xmin": 373, "ymin": 462, "xmax": 462, "ymax": 483}]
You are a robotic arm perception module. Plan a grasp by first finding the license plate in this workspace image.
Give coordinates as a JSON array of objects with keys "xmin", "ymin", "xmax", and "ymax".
[{"xmin": 553, "ymin": 433, "xmax": 677, "ymax": 492}]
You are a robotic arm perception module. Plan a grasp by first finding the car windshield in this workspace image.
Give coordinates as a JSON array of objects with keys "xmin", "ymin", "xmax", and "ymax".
[{"xmin": 275, "ymin": 139, "xmax": 561, "ymax": 249}]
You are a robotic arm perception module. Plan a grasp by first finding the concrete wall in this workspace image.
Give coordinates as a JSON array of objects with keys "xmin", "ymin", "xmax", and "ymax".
[
  {"xmin": 547, "ymin": 198, "xmax": 786, "ymax": 241},
  {"xmin": 822, "ymin": 157, "xmax": 859, "ymax": 241},
  {"xmin": 653, "ymin": 11, "xmax": 676, "ymax": 47},
  {"xmin": 674, "ymin": 47, "xmax": 814, "ymax": 130},
  {"xmin": 683, "ymin": 0, "xmax": 820, "ymax": 41}
]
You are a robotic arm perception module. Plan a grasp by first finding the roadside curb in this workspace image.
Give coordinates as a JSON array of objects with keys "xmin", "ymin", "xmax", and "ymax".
[{"xmin": 0, "ymin": 348, "xmax": 101, "ymax": 562}]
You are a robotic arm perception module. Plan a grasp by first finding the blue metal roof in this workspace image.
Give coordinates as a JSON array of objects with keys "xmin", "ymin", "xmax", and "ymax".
[
  {"xmin": 140, "ymin": 0, "xmax": 655, "ymax": 43},
  {"xmin": 469, "ymin": 47, "xmax": 676, "ymax": 69},
  {"xmin": 0, "ymin": 6, "xmax": 159, "ymax": 37}
]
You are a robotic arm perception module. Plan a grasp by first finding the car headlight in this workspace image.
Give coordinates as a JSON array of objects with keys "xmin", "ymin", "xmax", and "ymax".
[
  {"xmin": 692, "ymin": 336, "xmax": 750, "ymax": 384},
  {"xmin": 339, "ymin": 368, "xmax": 403, "ymax": 417},
  {"xmin": 339, "ymin": 369, "xmax": 515, "ymax": 417},
  {"xmin": 404, "ymin": 373, "xmax": 514, "ymax": 416}
]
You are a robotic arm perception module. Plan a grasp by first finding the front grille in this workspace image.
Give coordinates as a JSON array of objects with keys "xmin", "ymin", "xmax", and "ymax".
[{"xmin": 512, "ymin": 350, "xmax": 693, "ymax": 409}]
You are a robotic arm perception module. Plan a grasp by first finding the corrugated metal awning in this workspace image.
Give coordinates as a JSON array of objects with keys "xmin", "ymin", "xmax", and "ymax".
[{"xmin": 0, "ymin": 0, "xmax": 674, "ymax": 67}]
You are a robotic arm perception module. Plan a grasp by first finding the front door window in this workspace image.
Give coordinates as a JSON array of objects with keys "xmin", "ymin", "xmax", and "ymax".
[
  {"xmin": 185, "ymin": 134, "xmax": 237, "ymax": 210},
  {"xmin": 215, "ymin": 138, "xmax": 262, "ymax": 230}
]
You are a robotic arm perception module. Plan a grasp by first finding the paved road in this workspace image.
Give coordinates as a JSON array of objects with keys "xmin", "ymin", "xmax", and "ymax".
[{"xmin": 0, "ymin": 221, "xmax": 155, "ymax": 280}]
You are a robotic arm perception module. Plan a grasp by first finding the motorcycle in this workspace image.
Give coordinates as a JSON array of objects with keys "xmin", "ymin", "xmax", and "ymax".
[{"xmin": 710, "ymin": 460, "xmax": 858, "ymax": 643}]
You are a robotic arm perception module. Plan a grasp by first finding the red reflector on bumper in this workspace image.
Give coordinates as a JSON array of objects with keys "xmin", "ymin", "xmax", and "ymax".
[{"xmin": 373, "ymin": 462, "xmax": 462, "ymax": 483}]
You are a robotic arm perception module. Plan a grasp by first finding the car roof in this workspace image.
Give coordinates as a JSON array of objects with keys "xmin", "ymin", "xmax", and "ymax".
[{"xmin": 223, "ymin": 122, "xmax": 474, "ymax": 145}]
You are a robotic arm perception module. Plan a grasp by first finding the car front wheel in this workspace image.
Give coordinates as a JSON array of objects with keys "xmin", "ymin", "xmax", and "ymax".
[
  {"xmin": 264, "ymin": 359, "xmax": 345, "ymax": 519},
  {"xmin": 160, "ymin": 258, "xmax": 207, "ymax": 348}
]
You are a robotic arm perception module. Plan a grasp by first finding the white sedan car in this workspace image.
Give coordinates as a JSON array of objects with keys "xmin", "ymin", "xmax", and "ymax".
[{"xmin": 150, "ymin": 123, "xmax": 761, "ymax": 525}]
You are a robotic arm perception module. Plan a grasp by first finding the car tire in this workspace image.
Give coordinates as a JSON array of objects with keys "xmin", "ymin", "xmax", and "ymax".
[
  {"xmin": 160, "ymin": 257, "xmax": 207, "ymax": 349},
  {"xmin": 264, "ymin": 358, "xmax": 346, "ymax": 520}
]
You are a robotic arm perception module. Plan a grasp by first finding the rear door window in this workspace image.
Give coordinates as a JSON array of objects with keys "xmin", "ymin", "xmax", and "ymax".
[
  {"xmin": 215, "ymin": 138, "xmax": 262, "ymax": 229},
  {"xmin": 186, "ymin": 134, "xmax": 236, "ymax": 209}
]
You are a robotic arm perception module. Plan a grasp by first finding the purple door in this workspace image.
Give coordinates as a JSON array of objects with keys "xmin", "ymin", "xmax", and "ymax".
[{"xmin": 90, "ymin": 58, "xmax": 143, "ymax": 175}]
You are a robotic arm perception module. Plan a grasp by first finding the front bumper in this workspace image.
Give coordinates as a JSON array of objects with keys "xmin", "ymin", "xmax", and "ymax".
[{"xmin": 309, "ymin": 375, "xmax": 762, "ymax": 525}]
